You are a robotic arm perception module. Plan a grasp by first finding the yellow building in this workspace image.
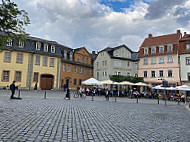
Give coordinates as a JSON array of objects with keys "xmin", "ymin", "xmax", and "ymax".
[{"xmin": 0, "ymin": 36, "xmax": 61, "ymax": 90}]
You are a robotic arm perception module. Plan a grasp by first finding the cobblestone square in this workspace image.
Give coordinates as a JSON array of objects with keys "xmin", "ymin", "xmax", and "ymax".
[{"xmin": 0, "ymin": 90, "xmax": 190, "ymax": 142}]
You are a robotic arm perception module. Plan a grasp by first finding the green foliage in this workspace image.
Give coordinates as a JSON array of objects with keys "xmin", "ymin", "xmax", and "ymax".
[
  {"xmin": 0, "ymin": 0, "xmax": 30, "ymax": 49},
  {"xmin": 110, "ymin": 75, "xmax": 144, "ymax": 83}
]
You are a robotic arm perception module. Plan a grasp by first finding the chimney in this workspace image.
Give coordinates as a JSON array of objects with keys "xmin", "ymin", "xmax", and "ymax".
[
  {"xmin": 177, "ymin": 30, "xmax": 181, "ymax": 35},
  {"xmin": 148, "ymin": 33, "xmax": 152, "ymax": 38},
  {"xmin": 92, "ymin": 51, "xmax": 95, "ymax": 55}
]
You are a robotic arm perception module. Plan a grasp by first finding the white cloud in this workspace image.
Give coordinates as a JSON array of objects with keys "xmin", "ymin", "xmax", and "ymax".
[{"xmin": 15, "ymin": 0, "xmax": 190, "ymax": 52}]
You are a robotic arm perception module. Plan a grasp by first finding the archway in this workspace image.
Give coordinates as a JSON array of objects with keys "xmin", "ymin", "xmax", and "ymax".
[{"xmin": 40, "ymin": 74, "xmax": 54, "ymax": 90}]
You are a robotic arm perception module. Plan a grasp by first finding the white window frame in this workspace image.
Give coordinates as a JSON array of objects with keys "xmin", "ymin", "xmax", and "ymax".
[
  {"xmin": 144, "ymin": 58, "xmax": 148, "ymax": 65},
  {"xmin": 115, "ymin": 51, "xmax": 118, "ymax": 56},
  {"xmin": 144, "ymin": 48, "xmax": 148, "ymax": 55},
  {"xmin": 168, "ymin": 56, "xmax": 173, "ymax": 63},
  {"xmin": 74, "ymin": 66, "xmax": 77, "ymax": 73},
  {"xmin": 64, "ymin": 50, "xmax": 67, "ymax": 59},
  {"xmin": 151, "ymin": 47, "xmax": 156, "ymax": 54},
  {"xmin": 36, "ymin": 42, "xmax": 41, "ymax": 50},
  {"xmin": 84, "ymin": 68, "xmax": 87, "ymax": 74},
  {"xmin": 79, "ymin": 67, "xmax": 82, "ymax": 73},
  {"xmin": 186, "ymin": 43, "xmax": 190, "ymax": 50},
  {"xmin": 67, "ymin": 65, "xmax": 70, "ymax": 72},
  {"xmin": 70, "ymin": 52, "xmax": 73, "ymax": 61},
  {"xmin": 6, "ymin": 39, "xmax": 12, "ymax": 46},
  {"xmin": 159, "ymin": 46, "xmax": 164, "ymax": 53},
  {"xmin": 44, "ymin": 44, "xmax": 48, "ymax": 52},
  {"xmin": 167, "ymin": 44, "xmax": 173, "ymax": 52},
  {"xmin": 114, "ymin": 60, "xmax": 121, "ymax": 66},
  {"xmin": 63, "ymin": 64, "xmax": 66, "ymax": 71},
  {"xmin": 159, "ymin": 57, "xmax": 164, "ymax": 64},
  {"xmin": 50, "ymin": 58, "xmax": 54, "ymax": 67},
  {"xmin": 43, "ymin": 57, "xmax": 48, "ymax": 66},
  {"xmin": 51, "ymin": 45, "xmax": 55, "ymax": 53},
  {"xmin": 18, "ymin": 40, "xmax": 24, "ymax": 48}
]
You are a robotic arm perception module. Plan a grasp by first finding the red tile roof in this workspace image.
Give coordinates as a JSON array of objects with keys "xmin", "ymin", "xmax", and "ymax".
[
  {"xmin": 180, "ymin": 34, "xmax": 190, "ymax": 41},
  {"xmin": 140, "ymin": 31, "xmax": 181, "ymax": 48}
]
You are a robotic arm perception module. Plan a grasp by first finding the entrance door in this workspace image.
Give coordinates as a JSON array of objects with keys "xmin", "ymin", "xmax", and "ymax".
[
  {"xmin": 66, "ymin": 79, "xmax": 69, "ymax": 89},
  {"xmin": 40, "ymin": 74, "xmax": 54, "ymax": 90}
]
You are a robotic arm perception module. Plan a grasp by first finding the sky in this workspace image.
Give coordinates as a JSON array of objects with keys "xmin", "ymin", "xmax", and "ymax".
[{"xmin": 14, "ymin": 0, "xmax": 190, "ymax": 52}]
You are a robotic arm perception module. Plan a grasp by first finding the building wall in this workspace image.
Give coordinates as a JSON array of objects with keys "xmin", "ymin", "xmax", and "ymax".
[
  {"xmin": 180, "ymin": 54, "xmax": 190, "ymax": 82},
  {"xmin": 0, "ymin": 50, "xmax": 29, "ymax": 87},
  {"xmin": 32, "ymin": 54, "xmax": 60, "ymax": 89},
  {"xmin": 138, "ymin": 54, "xmax": 180, "ymax": 85},
  {"xmin": 93, "ymin": 51, "xmax": 111, "ymax": 81}
]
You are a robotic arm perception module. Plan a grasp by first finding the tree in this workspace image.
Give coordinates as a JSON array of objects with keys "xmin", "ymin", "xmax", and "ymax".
[
  {"xmin": 110, "ymin": 75, "xmax": 144, "ymax": 83},
  {"xmin": 0, "ymin": 0, "xmax": 30, "ymax": 49}
]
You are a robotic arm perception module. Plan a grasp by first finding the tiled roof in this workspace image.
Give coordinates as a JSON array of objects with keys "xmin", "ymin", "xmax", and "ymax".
[
  {"xmin": 140, "ymin": 32, "xmax": 181, "ymax": 48},
  {"xmin": 180, "ymin": 34, "xmax": 190, "ymax": 41}
]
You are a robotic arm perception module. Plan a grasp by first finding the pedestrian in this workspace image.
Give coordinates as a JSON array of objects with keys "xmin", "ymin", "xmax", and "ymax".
[
  {"xmin": 34, "ymin": 82, "xmax": 37, "ymax": 90},
  {"xmin": 10, "ymin": 81, "xmax": 20, "ymax": 99},
  {"xmin": 64, "ymin": 88, "xmax": 70, "ymax": 100}
]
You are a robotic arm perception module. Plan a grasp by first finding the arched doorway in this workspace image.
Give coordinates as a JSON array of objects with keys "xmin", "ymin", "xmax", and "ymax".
[
  {"xmin": 40, "ymin": 74, "xmax": 54, "ymax": 90},
  {"xmin": 66, "ymin": 78, "xmax": 70, "ymax": 89}
]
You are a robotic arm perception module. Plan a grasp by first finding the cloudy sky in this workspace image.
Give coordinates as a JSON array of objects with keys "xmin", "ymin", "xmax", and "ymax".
[{"xmin": 16, "ymin": 0, "xmax": 190, "ymax": 52}]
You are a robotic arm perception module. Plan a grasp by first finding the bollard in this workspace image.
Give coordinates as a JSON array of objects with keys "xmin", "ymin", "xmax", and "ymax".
[
  {"xmin": 91, "ymin": 94, "xmax": 94, "ymax": 101},
  {"xmin": 18, "ymin": 90, "xmax": 21, "ymax": 98},
  {"xmin": 137, "ymin": 95, "xmax": 138, "ymax": 103},
  {"xmin": 158, "ymin": 97, "xmax": 159, "ymax": 104},
  {"xmin": 164, "ymin": 90, "xmax": 167, "ymax": 106},
  {"xmin": 115, "ymin": 94, "xmax": 117, "ymax": 102},
  {"xmin": 44, "ymin": 91, "xmax": 46, "ymax": 99}
]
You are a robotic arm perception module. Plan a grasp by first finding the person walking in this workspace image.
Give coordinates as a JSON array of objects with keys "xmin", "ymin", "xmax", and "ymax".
[
  {"xmin": 34, "ymin": 82, "xmax": 37, "ymax": 90},
  {"xmin": 64, "ymin": 88, "xmax": 70, "ymax": 100},
  {"xmin": 10, "ymin": 81, "xmax": 20, "ymax": 99}
]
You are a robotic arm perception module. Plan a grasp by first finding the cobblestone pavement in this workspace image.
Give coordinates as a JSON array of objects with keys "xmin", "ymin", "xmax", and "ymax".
[{"xmin": 0, "ymin": 90, "xmax": 190, "ymax": 142}]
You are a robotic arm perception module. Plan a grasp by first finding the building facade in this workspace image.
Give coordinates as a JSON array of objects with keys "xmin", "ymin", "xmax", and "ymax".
[
  {"xmin": 94, "ymin": 45, "xmax": 138, "ymax": 81},
  {"xmin": 0, "ymin": 36, "xmax": 62, "ymax": 90},
  {"xmin": 179, "ymin": 32, "xmax": 190, "ymax": 85},
  {"xmin": 138, "ymin": 30, "xmax": 181, "ymax": 87},
  {"xmin": 60, "ymin": 47, "xmax": 93, "ymax": 89}
]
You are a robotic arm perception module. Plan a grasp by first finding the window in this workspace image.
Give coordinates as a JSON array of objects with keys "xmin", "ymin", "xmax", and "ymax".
[
  {"xmin": 144, "ymin": 71, "xmax": 147, "ymax": 77},
  {"xmin": 144, "ymin": 59, "xmax": 148, "ymax": 65},
  {"xmin": 159, "ymin": 57, "xmax": 164, "ymax": 64},
  {"xmin": 102, "ymin": 61, "xmax": 104, "ymax": 66},
  {"xmin": 127, "ymin": 61, "xmax": 130, "ymax": 67},
  {"xmin": 18, "ymin": 40, "xmax": 24, "ymax": 48},
  {"xmin": 63, "ymin": 64, "xmax": 66, "ymax": 71},
  {"xmin": 144, "ymin": 48, "xmax": 148, "ymax": 55},
  {"xmin": 82, "ymin": 57, "xmax": 84, "ymax": 63},
  {"xmin": 186, "ymin": 43, "xmax": 190, "ymax": 50},
  {"xmin": 167, "ymin": 45, "xmax": 173, "ymax": 52},
  {"xmin": 89, "ymin": 69, "xmax": 91, "ymax": 75},
  {"xmin": 118, "ymin": 72, "xmax": 121, "ymax": 75},
  {"xmin": 79, "ymin": 67, "xmax": 82, "ymax": 73},
  {"xmin": 73, "ymin": 79, "xmax": 77, "ymax": 85},
  {"xmin": 97, "ymin": 62, "xmax": 99, "ymax": 68},
  {"xmin": 50, "ymin": 58, "xmax": 54, "ymax": 67},
  {"xmin": 35, "ymin": 56, "xmax": 40, "ymax": 65},
  {"xmin": 36, "ymin": 42, "xmax": 41, "ymax": 50},
  {"xmin": 151, "ymin": 58, "xmax": 156, "ymax": 64},
  {"xmin": 114, "ymin": 60, "xmax": 121, "ymax": 66},
  {"xmin": 151, "ymin": 71, "xmax": 155, "ymax": 77},
  {"xmin": 105, "ymin": 71, "xmax": 107, "ymax": 76},
  {"xmin": 7, "ymin": 39, "xmax": 12, "ymax": 46},
  {"xmin": 79, "ymin": 79, "xmax": 82, "ymax": 85},
  {"xmin": 122, "ymin": 51, "xmax": 125, "ymax": 56},
  {"xmin": 4, "ymin": 52, "xmax": 11, "ymax": 62},
  {"xmin": 51, "ymin": 46, "xmax": 55, "ymax": 53},
  {"xmin": 43, "ymin": 57, "xmax": 48, "ymax": 66},
  {"xmin": 168, "ymin": 56, "xmax": 173, "ymax": 63},
  {"xmin": 159, "ymin": 46, "xmax": 164, "ymax": 53},
  {"xmin": 64, "ymin": 50, "xmax": 67, "ymax": 59},
  {"xmin": 44, "ymin": 44, "xmax": 48, "ymax": 52},
  {"xmin": 16, "ymin": 53, "xmax": 23, "ymax": 63},
  {"xmin": 105, "ymin": 60, "xmax": 107, "ymax": 66},
  {"xmin": 115, "ymin": 51, "xmax": 118, "ymax": 56},
  {"xmin": 67, "ymin": 65, "xmax": 70, "ymax": 72},
  {"xmin": 97, "ymin": 72, "xmax": 99, "ymax": 80},
  {"xmin": 74, "ymin": 66, "xmax": 77, "ymax": 73},
  {"xmin": 70, "ymin": 53, "xmax": 73, "ymax": 61},
  {"xmin": 77, "ymin": 56, "xmax": 80, "ymax": 61},
  {"xmin": 186, "ymin": 57, "xmax": 190, "ymax": 65},
  {"xmin": 86, "ymin": 58, "xmax": 88, "ymax": 64},
  {"xmin": 127, "ymin": 72, "xmax": 130, "ymax": 76},
  {"xmin": 159, "ymin": 70, "xmax": 163, "ymax": 77},
  {"xmin": 2, "ymin": 71, "xmax": 10, "ymax": 82},
  {"xmin": 84, "ymin": 68, "xmax": 87, "ymax": 74},
  {"xmin": 103, "ymin": 71, "xmax": 104, "ymax": 76},
  {"xmin": 168, "ymin": 70, "xmax": 172, "ymax": 77},
  {"xmin": 33, "ymin": 73, "xmax": 38, "ymax": 82},
  {"xmin": 188, "ymin": 73, "xmax": 190, "ymax": 81},
  {"xmin": 151, "ymin": 47, "xmax": 156, "ymax": 54},
  {"xmin": 15, "ymin": 71, "xmax": 21, "ymax": 82}
]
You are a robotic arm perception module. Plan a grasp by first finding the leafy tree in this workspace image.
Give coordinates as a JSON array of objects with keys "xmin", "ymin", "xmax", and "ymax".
[
  {"xmin": 0, "ymin": 0, "xmax": 30, "ymax": 49},
  {"xmin": 110, "ymin": 75, "xmax": 143, "ymax": 83}
]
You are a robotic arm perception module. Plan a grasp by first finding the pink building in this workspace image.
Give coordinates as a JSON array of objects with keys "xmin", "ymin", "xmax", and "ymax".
[{"xmin": 138, "ymin": 30, "xmax": 181, "ymax": 86}]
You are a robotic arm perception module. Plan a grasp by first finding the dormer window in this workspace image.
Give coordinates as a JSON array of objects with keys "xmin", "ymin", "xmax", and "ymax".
[
  {"xmin": 64, "ymin": 50, "xmax": 67, "ymax": 59},
  {"xmin": 44, "ymin": 44, "xmax": 48, "ymax": 52},
  {"xmin": 69, "ymin": 52, "xmax": 73, "ymax": 61},
  {"xmin": 36, "ymin": 42, "xmax": 41, "ymax": 50},
  {"xmin": 151, "ymin": 47, "xmax": 156, "ymax": 54},
  {"xmin": 121, "ymin": 51, "xmax": 125, "ymax": 57},
  {"xmin": 159, "ymin": 46, "xmax": 164, "ymax": 53},
  {"xmin": 7, "ymin": 39, "xmax": 12, "ymax": 46},
  {"xmin": 51, "ymin": 45, "xmax": 55, "ymax": 53},
  {"xmin": 77, "ymin": 56, "xmax": 80, "ymax": 62},
  {"xmin": 144, "ymin": 48, "xmax": 148, "ymax": 55},
  {"xmin": 18, "ymin": 40, "xmax": 24, "ymax": 48},
  {"xmin": 167, "ymin": 45, "xmax": 173, "ymax": 52}
]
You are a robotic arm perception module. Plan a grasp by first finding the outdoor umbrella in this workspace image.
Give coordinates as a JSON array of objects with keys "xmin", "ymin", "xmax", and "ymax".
[
  {"xmin": 118, "ymin": 81, "xmax": 134, "ymax": 86},
  {"xmin": 82, "ymin": 78, "xmax": 100, "ymax": 85},
  {"xmin": 98, "ymin": 80, "xmax": 115, "ymax": 85},
  {"xmin": 134, "ymin": 82, "xmax": 149, "ymax": 86},
  {"xmin": 176, "ymin": 85, "xmax": 190, "ymax": 91}
]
